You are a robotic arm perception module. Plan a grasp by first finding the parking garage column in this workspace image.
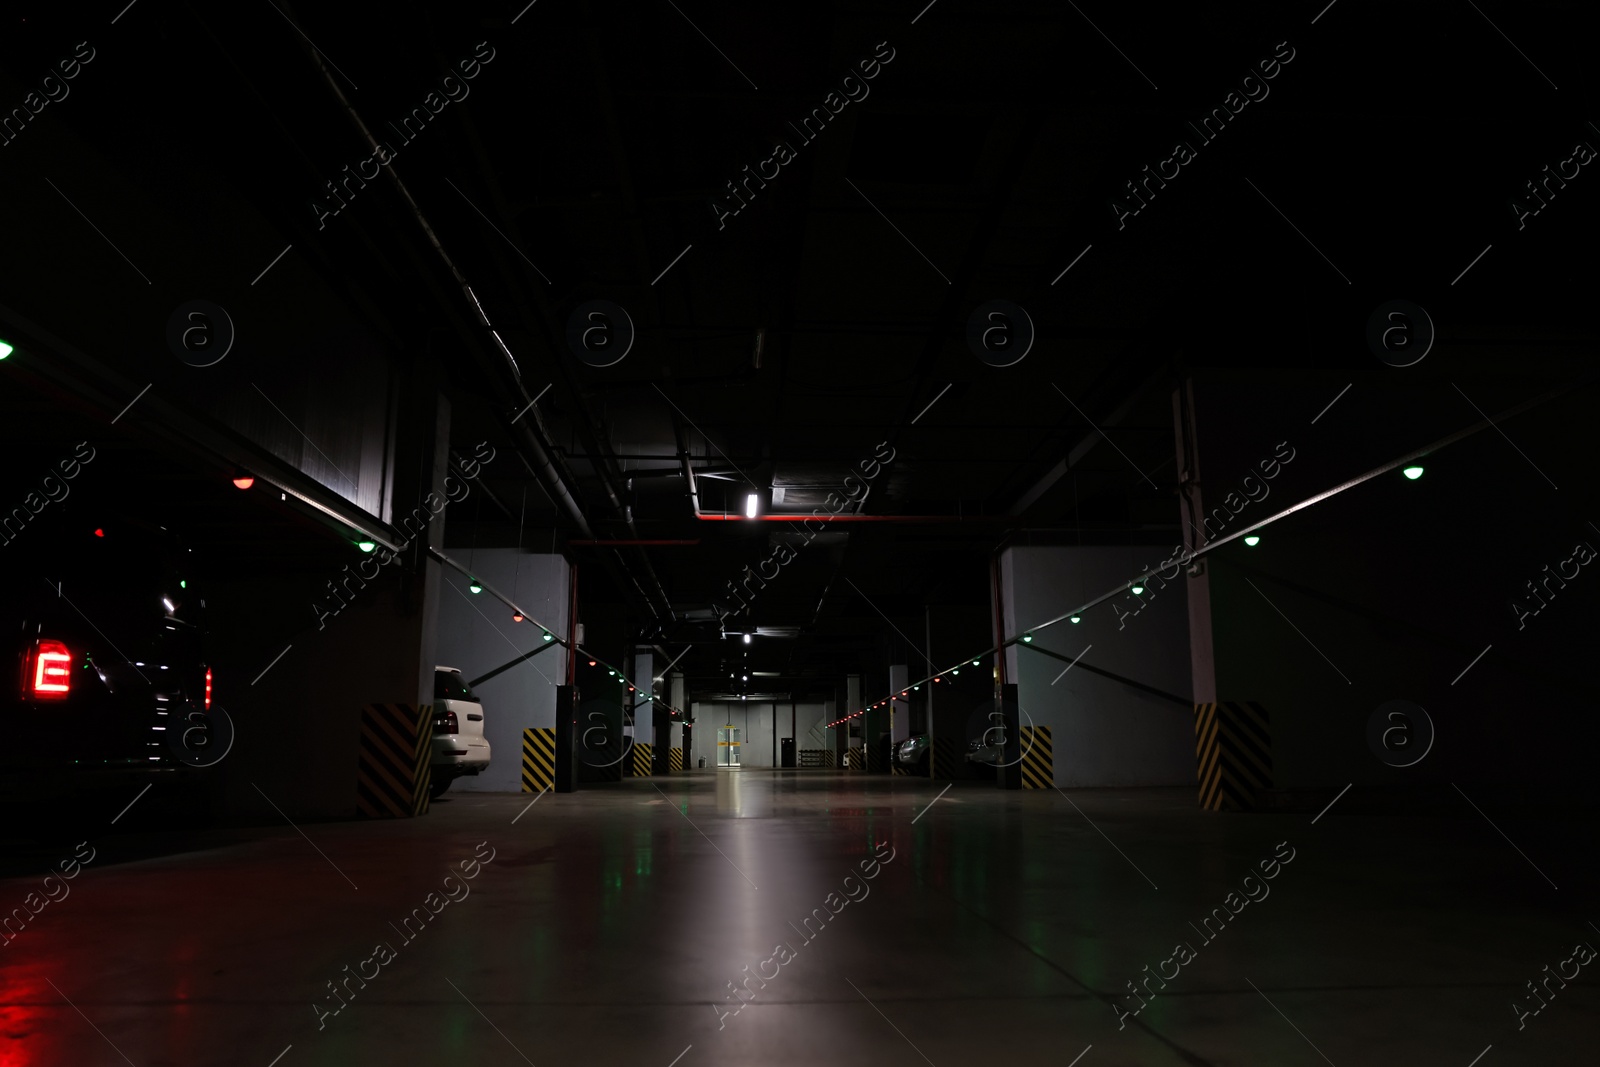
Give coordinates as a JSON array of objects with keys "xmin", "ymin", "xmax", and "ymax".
[
  {"xmin": 631, "ymin": 647, "xmax": 653, "ymax": 775},
  {"xmin": 889, "ymin": 664, "xmax": 910, "ymax": 748}
]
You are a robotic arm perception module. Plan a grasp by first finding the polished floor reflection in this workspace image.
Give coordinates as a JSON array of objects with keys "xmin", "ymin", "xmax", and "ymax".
[{"xmin": 1, "ymin": 771, "xmax": 1595, "ymax": 1065}]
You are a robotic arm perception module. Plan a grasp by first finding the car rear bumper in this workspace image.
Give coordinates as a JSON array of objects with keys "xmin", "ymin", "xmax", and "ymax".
[{"xmin": 431, "ymin": 737, "xmax": 491, "ymax": 771}]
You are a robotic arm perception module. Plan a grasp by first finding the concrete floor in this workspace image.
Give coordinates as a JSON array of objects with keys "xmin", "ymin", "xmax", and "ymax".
[{"xmin": 2, "ymin": 771, "xmax": 1595, "ymax": 1066}]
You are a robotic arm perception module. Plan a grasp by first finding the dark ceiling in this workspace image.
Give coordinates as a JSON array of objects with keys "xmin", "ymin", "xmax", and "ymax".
[{"xmin": 2, "ymin": 1, "xmax": 1595, "ymax": 703}]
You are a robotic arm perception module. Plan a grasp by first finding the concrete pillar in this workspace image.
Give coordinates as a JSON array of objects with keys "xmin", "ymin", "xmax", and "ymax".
[
  {"xmin": 222, "ymin": 382, "xmax": 449, "ymax": 819},
  {"xmin": 890, "ymin": 664, "xmax": 910, "ymax": 743}
]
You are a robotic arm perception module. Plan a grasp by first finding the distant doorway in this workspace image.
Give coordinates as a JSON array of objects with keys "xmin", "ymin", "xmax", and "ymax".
[{"xmin": 717, "ymin": 725, "xmax": 742, "ymax": 766}]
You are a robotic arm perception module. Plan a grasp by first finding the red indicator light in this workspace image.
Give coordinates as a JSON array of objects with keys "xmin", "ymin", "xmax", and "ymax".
[
  {"xmin": 28, "ymin": 639, "xmax": 71, "ymax": 700},
  {"xmin": 232, "ymin": 470, "xmax": 255, "ymax": 490},
  {"xmin": 588, "ymin": 660, "xmax": 597, "ymax": 667},
  {"xmin": 94, "ymin": 528, "xmax": 104, "ymax": 538},
  {"xmin": 512, "ymin": 612, "xmax": 524, "ymax": 623},
  {"xmin": 204, "ymin": 667, "xmax": 212, "ymax": 711}
]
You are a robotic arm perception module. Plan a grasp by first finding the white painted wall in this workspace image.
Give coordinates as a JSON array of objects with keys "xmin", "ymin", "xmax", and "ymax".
[
  {"xmin": 434, "ymin": 550, "xmax": 569, "ymax": 792},
  {"xmin": 691, "ymin": 701, "xmax": 830, "ymax": 768},
  {"xmin": 1000, "ymin": 546, "xmax": 1193, "ymax": 787}
]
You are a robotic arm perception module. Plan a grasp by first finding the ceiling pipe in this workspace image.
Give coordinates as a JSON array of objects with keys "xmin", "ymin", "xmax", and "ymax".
[{"xmin": 294, "ymin": 32, "xmax": 680, "ymax": 626}]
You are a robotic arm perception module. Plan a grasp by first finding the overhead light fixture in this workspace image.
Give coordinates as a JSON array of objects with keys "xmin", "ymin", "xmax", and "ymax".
[
  {"xmin": 1243, "ymin": 536, "xmax": 1260, "ymax": 547},
  {"xmin": 589, "ymin": 660, "xmax": 597, "ymax": 667},
  {"xmin": 179, "ymin": 581, "xmax": 187, "ymax": 589},
  {"xmin": 1022, "ymin": 633, "xmax": 1034, "ymax": 643},
  {"xmin": 162, "ymin": 597, "xmax": 175, "ymax": 614},
  {"xmin": 468, "ymin": 579, "xmax": 483, "ymax": 594},
  {"xmin": 745, "ymin": 493, "xmax": 759, "ymax": 518},
  {"xmin": 512, "ymin": 611, "xmax": 525, "ymax": 623},
  {"xmin": 542, "ymin": 631, "xmax": 553, "ymax": 641},
  {"xmin": 743, "ymin": 633, "xmax": 751, "ymax": 644},
  {"xmin": 232, "ymin": 470, "xmax": 255, "ymax": 490},
  {"xmin": 972, "ymin": 659, "xmax": 980, "ymax": 666},
  {"xmin": 952, "ymin": 668, "xmax": 959, "ymax": 675},
  {"xmin": 1131, "ymin": 585, "xmax": 1144, "ymax": 595},
  {"xmin": 0, "ymin": 339, "xmax": 13, "ymax": 359},
  {"xmin": 1070, "ymin": 615, "xmax": 1082, "ymax": 624},
  {"xmin": 356, "ymin": 540, "xmax": 376, "ymax": 553},
  {"xmin": 1403, "ymin": 466, "xmax": 1424, "ymax": 480}
]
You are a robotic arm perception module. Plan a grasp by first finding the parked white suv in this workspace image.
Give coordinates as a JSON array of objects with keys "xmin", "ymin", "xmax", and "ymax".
[{"xmin": 431, "ymin": 667, "xmax": 490, "ymax": 798}]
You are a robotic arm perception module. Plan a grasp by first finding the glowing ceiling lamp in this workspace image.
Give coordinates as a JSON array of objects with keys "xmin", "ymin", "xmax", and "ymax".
[
  {"xmin": 1244, "ymin": 536, "xmax": 1260, "ymax": 547},
  {"xmin": 356, "ymin": 540, "xmax": 376, "ymax": 553},
  {"xmin": 1403, "ymin": 466, "xmax": 1424, "ymax": 480},
  {"xmin": 468, "ymin": 579, "xmax": 483, "ymax": 594}
]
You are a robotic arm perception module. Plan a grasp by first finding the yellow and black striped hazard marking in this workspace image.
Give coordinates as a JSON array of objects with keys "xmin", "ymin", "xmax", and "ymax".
[
  {"xmin": 845, "ymin": 747, "xmax": 864, "ymax": 770},
  {"xmin": 668, "ymin": 746, "xmax": 684, "ymax": 772},
  {"xmin": 891, "ymin": 759, "xmax": 911, "ymax": 775},
  {"xmin": 358, "ymin": 703, "xmax": 432, "ymax": 818},
  {"xmin": 1019, "ymin": 725, "xmax": 1053, "ymax": 789},
  {"xmin": 632, "ymin": 742, "xmax": 653, "ymax": 777},
  {"xmin": 931, "ymin": 737, "xmax": 959, "ymax": 779},
  {"xmin": 1195, "ymin": 701, "xmax": 1272, "ymax": 811},
  {"xmin": 522, "ymin": 727, "xmax": 556, "ymax": 793}
]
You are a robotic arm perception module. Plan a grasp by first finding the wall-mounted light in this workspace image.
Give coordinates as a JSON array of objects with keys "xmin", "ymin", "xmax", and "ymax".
[{"xmin": 1403, "ymin": 466, "xmax": 1424, "ymax": 480}]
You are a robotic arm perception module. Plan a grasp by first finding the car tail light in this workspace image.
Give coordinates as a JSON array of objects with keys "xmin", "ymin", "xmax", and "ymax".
[
  {"xmin": 434, "ymin": 709, "xmax": 458, "ymax": 735},
  {"xmin": 27, "ymin": 639, "xmax": 72, "ymax": 701},
  {"xmin": 204, "ymin": 667, "xmax": 212, "ymax": 711}
]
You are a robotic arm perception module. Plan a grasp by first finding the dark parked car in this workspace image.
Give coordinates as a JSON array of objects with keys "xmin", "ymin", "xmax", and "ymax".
[
  {"xmin": 894, "ymin": 734, "xmax": 929, "ymax": 772},
  {"xmin": 2, "ymin": 511, "xmax": 220, "ymax": 800}
]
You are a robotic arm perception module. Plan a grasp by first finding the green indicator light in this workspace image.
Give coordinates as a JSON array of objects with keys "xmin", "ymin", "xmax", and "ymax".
[
  {"xmin": 1021, "ymin": 633, "xmax": 1033, "ymax": 643},
  {"xmin": 180, "ymin": 580, "xmax": 187, "ymax": 589},
  {"xmin": 468, "ymin": 580, "xmax": 483, "ymax": 594},
  {"xmin": 542, "ymin": 632, "xmax": 553, "ymax": 641},
  {"xmin": 1131, "ymin": 585, "xmax": 1144, "ymax": 595},
  {"xmin": 356, "ymin": 540, "xmax": 376, "ymax": 553},
  {"xmin": 1070, "ymin": 615, "xmax": 1081, "ymax": 623},
  {"xmin": 1243, "ymin": 536, "xmax": 1260, "ymax": 547},
  {"xmin": 1403, "ymin": 466, "xmax": 1424, "ymax": 480},
  {"xmin": 0, "ymin": 339, "xmax": 13, "ymax": 360}
]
